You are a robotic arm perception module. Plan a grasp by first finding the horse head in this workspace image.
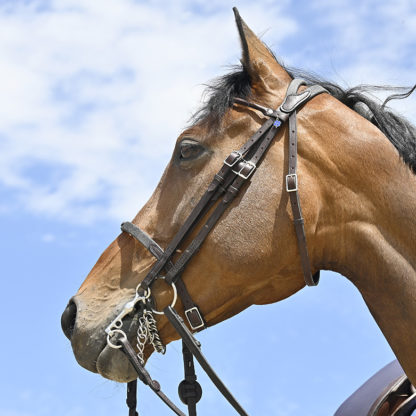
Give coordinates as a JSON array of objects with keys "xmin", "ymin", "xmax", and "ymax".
[{"xmin": 61, "ymin": 8, "xmax": 416, "ymax": 392}]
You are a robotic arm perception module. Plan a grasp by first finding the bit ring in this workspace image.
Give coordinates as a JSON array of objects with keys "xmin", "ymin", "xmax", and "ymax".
[
  {"xmin": 107, "ymin": 329, "xmax": 127, "ymax": 349},
  {"xmin": 151, "ymin": 280, "xmax": 177, "ymax": 315},
  {"xmin": 135, "ymin": 285, "xmax": 152, "ymax": 300}
]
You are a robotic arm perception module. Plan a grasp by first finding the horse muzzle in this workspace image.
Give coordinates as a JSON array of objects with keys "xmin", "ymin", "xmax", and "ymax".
[{"xmin": 61, "ymin": 295, "xmax": 140, "ymax": 382}]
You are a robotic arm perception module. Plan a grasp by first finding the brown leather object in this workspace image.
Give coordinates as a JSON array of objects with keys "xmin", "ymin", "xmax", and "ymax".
[{"xmin": 334, "ymin": 360, "xmax": 416, "ymax": 416}]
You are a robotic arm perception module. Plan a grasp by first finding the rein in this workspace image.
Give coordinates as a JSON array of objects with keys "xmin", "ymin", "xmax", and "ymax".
[{"xmin": 105, "ymin": 79, "xmax": 327, "ymax": 415}]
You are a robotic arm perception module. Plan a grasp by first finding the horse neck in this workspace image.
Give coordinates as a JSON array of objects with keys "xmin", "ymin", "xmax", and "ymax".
[{"xmin": 308, "ymin": 101, "xmax": 416, "ymax": 384}]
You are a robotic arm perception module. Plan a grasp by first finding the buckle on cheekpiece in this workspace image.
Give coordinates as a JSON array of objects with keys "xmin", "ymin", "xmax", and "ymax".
[
  {"xmin": 233, "ymin": 160, "xmax": 256, "ymax": 179},
  {"xmin": 286, "ymin": 173, "xmax": 298, "ymax": 192},
  {"xmin": 224, "ymin": 151, "xmax": 242, "ymax": 167},
  {"xmin": 185, "ymin": 307, "xmax": 205, "ymax": 331}
]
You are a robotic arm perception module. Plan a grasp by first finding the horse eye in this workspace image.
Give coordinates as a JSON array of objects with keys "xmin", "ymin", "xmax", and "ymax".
[{"xmin": 179, "ymin": 139, "xmax": 204, "ymax": 161}]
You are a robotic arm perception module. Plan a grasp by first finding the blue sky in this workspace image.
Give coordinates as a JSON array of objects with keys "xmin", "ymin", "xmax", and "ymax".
[{"xmin": 1, "ymin": 1, "xmax": 415, "ymax": 415}]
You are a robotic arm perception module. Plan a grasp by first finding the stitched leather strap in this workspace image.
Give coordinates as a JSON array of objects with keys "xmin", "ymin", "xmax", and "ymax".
[
  {"xmin": 126, "ymin": 381, "xmax": 139, "ymax": 416},
  {"xmin": 121, "ymin": 221, "xmax": 205, "ymax": 330},
  {"xmin": 137, "ymin": 117, "xmax": 275, "ymax": 290},
  {"xmin": 176, "ymin": 278, "xmax": 205, "ymax": 331},
  {"xmin": 287, "ymin": 110, "xmax": 319, "ymax": 286},
  {"xmin": 164, "ymin": 119, "xmax": 281, "ymax": 285},
  {"xmin": 165, "ymin": 306, "xmax": 249, "ymax": 416},
  {"xmin": 120, "ymin": 337, "xmax": 186, "ymax": 416},
  {"xmin": 178, "ymin": 341, "xmax": 202, "ymax": 416},
  {"xmin": 283, "ymin": 83, "xmax": 327, "ymax": 286}
]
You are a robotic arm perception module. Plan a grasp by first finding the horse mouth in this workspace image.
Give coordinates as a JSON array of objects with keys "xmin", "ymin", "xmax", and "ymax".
[
  {"xmin": 96, "ymin": 343, "xmax": 139, "ymax": 382},
  {"xmin": 71, "ymin": 314, "xmax": 142, "ymax": 383},
  {"xmin": 99, "ymin": 315, "xmax": 144, "ymax": 382}
]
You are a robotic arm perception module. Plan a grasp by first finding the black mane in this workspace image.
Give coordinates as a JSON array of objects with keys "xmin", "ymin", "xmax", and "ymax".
[{"xmin": 193, "ymin": 62, "xmax": 416, "ymax": 173}]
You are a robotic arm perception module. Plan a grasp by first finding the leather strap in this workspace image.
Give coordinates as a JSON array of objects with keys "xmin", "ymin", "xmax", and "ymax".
[
  {"xmin": 121, "ymin": 221, "xmax": 205, "ymax": 330},
  {"xmin": 176, "ymin": 278, "xmax": 205, "ymax": 331},
  {"xmin": 334, "ymin": 360, "xmax": 416, "ymax": 416},
  {"xmin": 164, "ymin": 118, "xmax": 281, "ymax": 285},
  {"xmin": 178, "ymin": 341, "xmax": 202, "ymax": 416},
  {"xmin": 286, "ymin": 110, "xmax": 319, "ymax": 286},
  {"xmin": 120, "ymin": 336, "xmax": 186, "ymax": 416},
  {"xmin": 121, "ymin": 221, "xmax": 164, "ymax": 261},
  {"xmin": 137, "ymin": 116, "xmax": 276, "ymax": 290},
  {"xmin": 283, "ymin": 83, "xmax": 327, "ymax": 286},
  {"xmin": 126, "ymin": 380, "xmax": 139, "ymax": 416},
  {"xmin": 164, "ymin": 306, "xmax": 249, "ymax": 416},
  {"xmin": 233, "ymin": 97, "xmax": 275, "ymax": 116}
]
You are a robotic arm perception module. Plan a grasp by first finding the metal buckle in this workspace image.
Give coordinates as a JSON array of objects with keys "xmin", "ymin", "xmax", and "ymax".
[
  {"xmin": 224, "ymin": 151, "xmax": 242, "ymax": 167},
  {"xmin": 185, "ymin": 307, "xmax": 205, "ymax": 331},
  {"xmin": 286, "ymin": 173, "xmax": 298, "ymax": 192},
  {"xmin": 232, "ymin": 160, "xmax": 256, "ymax": 179}
]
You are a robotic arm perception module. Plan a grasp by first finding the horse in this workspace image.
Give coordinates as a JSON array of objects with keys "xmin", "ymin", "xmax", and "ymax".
[{"xmin": 61, "ymin": 7, "xmax": 416, "ymax": 415}]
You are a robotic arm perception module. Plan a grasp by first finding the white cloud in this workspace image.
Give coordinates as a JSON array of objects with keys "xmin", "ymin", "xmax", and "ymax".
[
  {"xmin": 306, "ymin": 1, "xmax": 416, "ymax": 94},
  {"xmin": 0, "ymin": 0, "xmax": 296, "ymax": 224},
  {"xmin": 0, "ymin": 0, "xmax": 414, "ymax": 224}
]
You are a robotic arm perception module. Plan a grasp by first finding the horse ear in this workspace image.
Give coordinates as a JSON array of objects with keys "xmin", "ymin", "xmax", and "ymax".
[{"xmin": 233, "ymin": 7, "xmax": 291, "ymax": 96}]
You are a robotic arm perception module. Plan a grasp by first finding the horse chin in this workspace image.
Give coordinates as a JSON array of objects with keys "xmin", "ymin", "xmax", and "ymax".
[
  {"xmin": 96, "ymin": 344, "xmax": 138, "ymax": 382},
  {"xmin": 94, "ymin": 315, "xmax": 152, "ymax": 382},
  {"xmin": 70, "ymin": 310, "xmax": 142, "ymax": 382},
  {"xmin": 93, "ymin": 318, "xmax": 145, "ymax": 382}
]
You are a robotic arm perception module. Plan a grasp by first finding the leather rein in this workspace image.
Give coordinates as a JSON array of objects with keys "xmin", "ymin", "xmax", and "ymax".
[{"xmin": 105, "ymin": 79, "xmax": 327, "ymax": 415}]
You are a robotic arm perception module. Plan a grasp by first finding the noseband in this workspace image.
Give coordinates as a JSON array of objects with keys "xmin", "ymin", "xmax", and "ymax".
[{"xmin": 105, "ymin": 79, "xmax": 327, "ymax": 415}]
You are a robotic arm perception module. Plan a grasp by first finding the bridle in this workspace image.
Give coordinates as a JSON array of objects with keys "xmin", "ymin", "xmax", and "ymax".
[{"xmin": 105, "ymin": 79, "xmax": 327, "ymax": 415}]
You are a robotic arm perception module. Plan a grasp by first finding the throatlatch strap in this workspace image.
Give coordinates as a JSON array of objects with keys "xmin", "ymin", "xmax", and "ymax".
[
  {"xmin": 282, "ymin": 82, "xmax": 327, "ymax": 286},
  {"xmin": 287, "ymin": 110, "xmax": 319, "ymax": 286}
]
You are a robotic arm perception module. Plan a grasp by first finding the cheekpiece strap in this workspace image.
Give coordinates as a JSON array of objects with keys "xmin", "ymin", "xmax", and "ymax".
[{"xmin": 121, "ymin": 221, "xmax": 205, "ymax": 330}]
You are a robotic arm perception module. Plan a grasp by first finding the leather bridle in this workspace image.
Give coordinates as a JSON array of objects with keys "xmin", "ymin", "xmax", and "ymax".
[{"xmin": 105, "ymin": 79, "xmax": 327, "ymax": 415}]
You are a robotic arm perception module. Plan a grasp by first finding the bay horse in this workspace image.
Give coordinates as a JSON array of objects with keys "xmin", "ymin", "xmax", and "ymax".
[{"xmin": 61, "ymin": 8, "xmax": 416, "ymax": 415}]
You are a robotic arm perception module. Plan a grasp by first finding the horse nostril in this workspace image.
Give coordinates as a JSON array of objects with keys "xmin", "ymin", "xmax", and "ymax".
[{"xmin": 61, "ymin": 300, "xmax": 77, "ymax": 340}]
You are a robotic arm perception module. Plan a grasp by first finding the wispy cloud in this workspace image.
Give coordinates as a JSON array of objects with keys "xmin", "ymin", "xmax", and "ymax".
[
  {"xmin": 302, "ymin": 1, "xmax": 416, "ymax": 104},
  {"xmin": 0, "ymin": 0, "xmax": 414, "ymax": 225},
  {"xmin": 0, "ymin": 0, "xmax": 296, "ymax": 224}
]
